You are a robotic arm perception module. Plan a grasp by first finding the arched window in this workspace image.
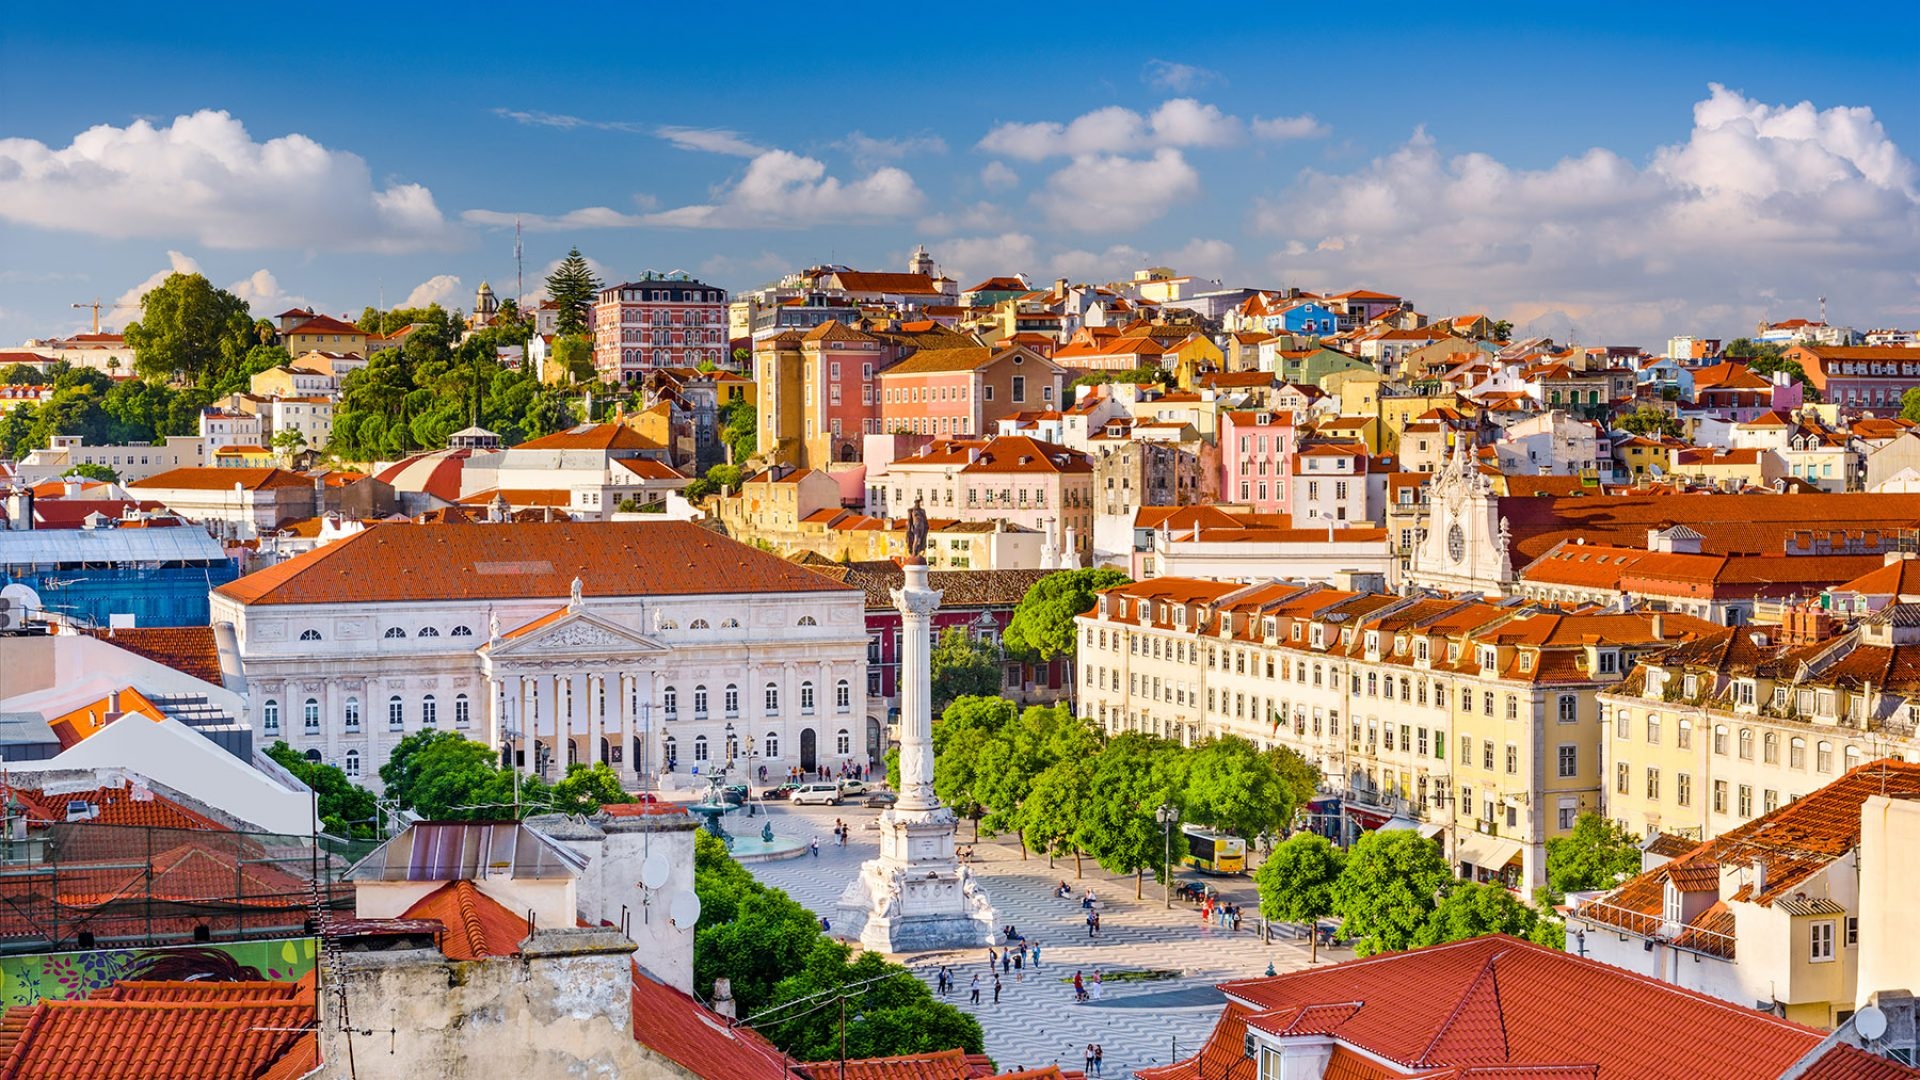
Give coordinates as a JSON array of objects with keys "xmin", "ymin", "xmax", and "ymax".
[
  {"xmin": 693, "ymin": 685, "xmax": 708, "ymax": 717},
  {"xmin": 664, "ymin": 735, "xmax": 678, "ymax": 766},
  {"xmin": 303, "ymin": 698, "xmax": 320, "ymax": 733},
  {"xmin": 304, "ymin": 749, "xmax": 322, "ymax": 763},
  {"xmin": 836, "ymin": 679, "xmax": 851, "ymax": 711},
  {"xmin": 725, "ymin": 685, "xmax": 739, "ymax": 716},
  {"xmin": 800, "ymin": 681, "xmax": 815, "ymax": 714},
  {"xmin": 450, "ymin": 625, "xmax": 474, "ymax": 637},
  {"xmin": 422, "ymin": 695, "xmax": 438, "ymax": 727},
  {"xmin": 299, "ymin": 629, "xmax": 322, "ymax": 641},
  {"xmin": 388, "ymin": 696, "xmax": 404, "ymax": 730},
  {"xmin": 1790, "ymin": 736, "xmax": 1806, "ymax": 768},
  {"xmin": 798, "ymin": 615, "xmax": 818, "ymax": 627},
  {"xmin": 721, "ymin": 618, "xmax": 740, "ymax": 628},
  {"xmin": 689, "ymin": 619, "xmax": 710, "ymax": 630},
  {"xmin": 658, "ymin": 618, "xmax": 680, "ymax": 630},
  {"xmin": 1738, "ymin": 728, "xmax": 1754, "ymax": 760},
  {"xmin": 384, "ymin": 627, "xmax": 407, "ymax": 639},
  {"xmin": 263, "ymin": 699, "xmax": 280, "ymax": 734},
  {"xmin": 1846, "ymin": 744, "xmax": 1863, "ymax": 771},
  {"xmin": 1713, "ymin": 725, "xmax": 1728, "ymax": 755},
  {"xmin": 693, "ymin": 735, "xmax": 709, "ymax": 762},
  {"xmin": 764, "ymin": 733, "xmax": 779, "ymax": 758},
  {"xmin": 344, "ymin": 750, "xmax": 360, "ymax": 777},
  {"xmin": 1817, "ymin": 740, "xmax": 1834, "ymax": 772},
  {"xmin": 454, "ymin": 693, "xmax": 470, "ymax": 728},
  {"xmin": 344, "ymin": 697, "xmax": 361, "ymax": 730},
  {"xmin": 765, "ymin": 683, "xmax": 780, "ymax": 714},
  {"xmin": 1763, "ymin": 732, "xmax": 1779, "ymax": 764},
  {"xmin": 418, "ymin": 626, "xmax": 440, "ymax": 638},
  {"xmin": 836, "ymin": 729, "xmax": 851, "ymax": 755},
  {"xmin": 663, "ymin": 686, "xmax": 679, "ymax": 717}
]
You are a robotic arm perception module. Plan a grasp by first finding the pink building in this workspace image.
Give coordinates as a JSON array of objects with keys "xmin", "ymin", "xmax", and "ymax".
[
  {"xmin": 592, "ymin": 273, "xmax": 729, "ymax": 383},
  {"xmin": 1220, "ymin": 409, "xmax": 1296, "ymax": 512},
  {"xmin": 800, "ymin": 321, "xmax": 886, "ymax": 461}
]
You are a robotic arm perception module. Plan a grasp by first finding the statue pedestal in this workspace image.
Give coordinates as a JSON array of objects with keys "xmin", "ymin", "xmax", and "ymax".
[{"xmin": 835, "ymin": 804, "xmax": 994, "ymax": 953}]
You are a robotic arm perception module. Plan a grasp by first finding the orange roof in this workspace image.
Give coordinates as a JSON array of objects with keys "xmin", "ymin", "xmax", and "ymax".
[
  {"xmin": 400, "ymin": 880, "xmax": 530, "ymax": 960},
  {"xmin": 515, "ymin": 423, "xmax": 660, "ymax": 452},
  {"xmin": 630, "ymin": 965, "xmax": 790, "ymax": 1080},
  {"xmin": 87, "ymin": 626, "xmax": 223, "ymax": 684},
  {"xmin": 128, "ymin": 467, "xmax": 313, "ymax": 493},
  {"xmin": 1210, "ymin": 935, "xmax": 1846, "ymax": 1080},
  {"xmin": 1834, "ymin": 557, "xmax": 1920, "ymax": 598},
  {"xmin": 614, "ymin": 458, "xmax": 689, "ymax": 481},
  {"xmin": 214, "ymin": 521, "xmax": 853, "ymax": 606},
  {"xmin": 284, "ymin": 313, "xmax": 362, "ymax": 336},
  {"xmin": 831, "ymin": 271, "xmax": 946, "ymax": 295},
  {"xmin": 798, "ymin": 1047, "xmax": 984, "ymax": 1080}
]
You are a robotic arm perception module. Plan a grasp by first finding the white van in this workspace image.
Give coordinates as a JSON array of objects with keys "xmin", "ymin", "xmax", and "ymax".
[{"xmin": 791, "ymin": 782, "xmax": 842, "ymax": 806}]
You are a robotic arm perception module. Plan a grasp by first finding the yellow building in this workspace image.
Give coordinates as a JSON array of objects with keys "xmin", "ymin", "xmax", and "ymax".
[
  {"xmin": 1167, "ymin": 332, "xmax": 1224, "ymax": 389},
  {"xmin": 281, "ymin": 314, "xmax": 369, "ymax": 357},
  {"xmin": 213, "ymin": 445, "xmax": 276, "ymax": 468},
  {"xmin": 1669, "ymin": 446, "xmax": 1785, "ymax": 489},
  {"xmin": 753, "ymin": 331, "xmax": 806, "ymax": 467}
]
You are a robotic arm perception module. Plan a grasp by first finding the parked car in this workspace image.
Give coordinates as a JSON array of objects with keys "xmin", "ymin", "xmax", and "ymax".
[
  {"xmin": 864, "ymin": 791, "xmax": 898, "ymax": 809},
  {"xmin": 719, "ymin": 784, "xmax": 750, "ymax": 806},
  {"xmin": 838, "ymin": 780, "xmax": 871, "ymax": 798},
  {"xmin": 790, "ymin": 782, "xmax": 843, "ymax": 806}
]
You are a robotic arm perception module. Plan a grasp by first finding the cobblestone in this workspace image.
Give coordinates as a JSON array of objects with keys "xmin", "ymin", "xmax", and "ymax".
[{"xmin": 738, "ymin": 800, "xmax": 1352, "ymax": 1077}]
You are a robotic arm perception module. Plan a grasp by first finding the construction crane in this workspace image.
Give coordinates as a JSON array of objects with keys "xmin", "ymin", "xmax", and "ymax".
[{"xmin": 71, "ymin": 299, "xmax": 102, "ymax": 334}]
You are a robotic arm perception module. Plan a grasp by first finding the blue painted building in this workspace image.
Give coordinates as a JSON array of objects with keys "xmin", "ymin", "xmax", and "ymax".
[{"xmin": 0, "ymin": 525, "xmax": 237, "ymax": 628}]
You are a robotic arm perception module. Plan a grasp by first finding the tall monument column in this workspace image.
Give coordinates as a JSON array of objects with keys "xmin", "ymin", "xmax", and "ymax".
[{"xmin": 837, "ymin": 504, "xmax": 995, "ymax": 952}]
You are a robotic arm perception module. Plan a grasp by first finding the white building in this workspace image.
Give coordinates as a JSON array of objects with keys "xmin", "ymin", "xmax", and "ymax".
[
  {"xmin": 13, "ymin": 434, "xmax": 208, "ymax": 483},
  {"xmin": 209, "ymin": 521, "xmax": 869, "ymax": 792}
]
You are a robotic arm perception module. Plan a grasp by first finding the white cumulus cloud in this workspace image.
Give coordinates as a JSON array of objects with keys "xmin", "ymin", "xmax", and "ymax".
[
  {"xmin": 980, "ymin": 161, "xmax": 1020, "ymax": 190},
  {"xmin": 1034, "ymin": 149, "xmax": 1201, "ymax": 232},
  {"xmin": 646, "ymin": 150, "xmax": 925, "ymax": 229},
  {"xmin": 1252, "ymin": 114, "xmax": 1331, "ymax": 141},
  {"xmin": 1254, "ymin": 84, "xmax": 1920, "ymax": 341},
  {"xmin": 0, "ymin": 110, "xmax": 457, "ymax": 252},
  {"xmin": 937, "ymin": 233, "xmax": 1041, "ymax": 287},
  {"xmin": 107, "ymin": 252, "xmax": 311, "ymax": 329},
  {"xmin": 835, "ymin": 131, "xmax": 948, "ymax": 168},
  {"xmin": 978, "ymin": 99, "xmax": 1250, "ymax": 161},
  {"xmin": 1144, "ymin": 60, "xmax": 1222, "ymax": 93},
  {"xmin": 404, "ymin": 274, "xmax": 465, "ymax": 309}
]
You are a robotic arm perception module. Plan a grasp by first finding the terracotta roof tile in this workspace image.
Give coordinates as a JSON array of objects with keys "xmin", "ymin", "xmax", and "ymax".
[
  {"xmin": 213, "ymin": 521, "xmax": 853, "ymax": 606},
  {"xmin": 515, "ymin": 423, "xmax": 660, "ymax": 452},
  {"xmin": 128, "ymin": 467, "xmax": 314, "ymax": 493},
  {"xmin": 629, "ymin": 964, "xmax": 789, "ymax": 1079},
  {"xmin": 400, "ymin": 880, "xmax": 530, "ymax": 960},
  {"xmin": 86, "ymin": 626, "xmax": 224, "ymax": 685},
  {"xmin": 0, "ymin": 993, "xmax": 314, "ymax": 1079}
]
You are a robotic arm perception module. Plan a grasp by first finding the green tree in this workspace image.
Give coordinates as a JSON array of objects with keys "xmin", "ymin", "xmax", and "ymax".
[
  {"xmin": 722, "ymin": 399, "xmax": 758, "ymax": 463},
  {"xmin": 2, "ymin": 363, "xmax": 43, "ymax": 385},
  {"xmin": 544, "ymin": 248, "xmax": 601, "ymax": 337},
  {"xmin": 1265, "ymin": 743, "xmax": 1321, "ymax": 811},
  {"xmin": 1414, "ymin": 881, "xmax": 1538, "ymax": 947},
  {"xmin": 929, "ymin": 628, "xmax": 1001, "ymax": 715},
  {"xmin": 265, "ymin": 740, "xmax": 379, "ymax": 838},
  {"xmin": 62, "ymin": 462, "xmax": 119, "ymax": 483},
  {"xmin": 1180, "ymin": 735, "xmax": 1300, "ymax": 842},
  {"xmin": 1002, "ymin": 568, "xmax": 1131, "ymax": 663},
  {"xmin": 973, "ymin": 704, "xmax": 1088, "ymax": 856},
  {"xmin": 1255, "ymin": 833, "xmax": 1346, "ymax": 961},
  {"xmin": 550, "ymin": 334, "xmax": 595, "ymax": 383},
  {"xmin": 270, "ymin": 429, "xmax": 307, "ymax": 462},
  {"xmin": 1617, "ymin": 404, "xmax": 1683, "ymax": 438},
  {"xmin": 931, "ymin": 697, "xmax": 1016, "ymax": 838},
  {"xmin": 1331, "ymin": 828, "xmax": 1452, "ymax": 957},
  {"xmin": 1724, "ymin": 337, "xmax": 1785, "ymax": 361},
  {"xmin": 378, "ymin": 729, "xmax": 544, "ymax": 820},
  {"xmin": 1491, "ymin": 319, "xmax": 1513, "ymax": 342},
  {"xmin": 123, "ymin": 272, "xmax": 254, "ymax": 384},
  {"xmin": 705, "ymin": 463, "xmax": 744, "ymax": 492},
  {"xmin": 1901, "ymin": 388, "xmax": 1920, "ymax": 424},
  {"xmin": 1078, "ymin": 733, "xmax": 1182, "ymax": 897},
  {"xmin": 549, "ymin": 762, "xmax": 632, "ymax": 814},
  {"xmin": 1022, "ymin": 757, "xmax": 1094, "ymax": 874},
  {"xmin": 1543, "ymin": 812, "xmax": 1641, "ymax": 901}
]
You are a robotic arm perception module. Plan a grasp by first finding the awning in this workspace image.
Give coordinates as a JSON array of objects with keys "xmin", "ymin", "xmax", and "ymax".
[
  {"xmin": 1377, "ymin": 816, "xmax": 1445, "ymax": 839},
  {"xmin": 1453, "ymin": 830, "xmax": 1524, "ymax": 873}
]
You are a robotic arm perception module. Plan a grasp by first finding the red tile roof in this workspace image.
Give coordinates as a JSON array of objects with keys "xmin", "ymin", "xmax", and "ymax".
[
  {"xmin": 1495, "ymin": 493, "xmax": 1920, "ymax": 564},
  {"xmin": 400, "ymin": 880, "xmax": 530, "ymax": 960},
  {"xmin": 629, "ymin": 964, "xmax": 790, "ymax": 1079},
  {"xmin": 0, "ymin": 976, "xmax": 316, "ymax": 1079},
  {"xmin": 284, "ymin": 313, "xmax": 361, "ymax": 335},
  {"xmin": 515, "ymin": 423, "xmax": 660, "ymax": 452},
  {"xmin": 214, "ymin": 521, "xmax": 853, "ymax": 606},
  {"xmin": 797, "ymin": 1047, "xmax": 986, "ymax": 1079},
  {"xmin": 128, "ymin": 467, "xmax": 314, "ymax": 492},
  {"xmin": 1834, "ymin": 557, "xmax": 1920, "ymax": 598},
  {"xmin": 87, "ymin": 625, "xmax": 224, "ymax": 684},
  {"xmin": 1210, "ymin": 935, "xmax": 1843, "ymax": 1080}
]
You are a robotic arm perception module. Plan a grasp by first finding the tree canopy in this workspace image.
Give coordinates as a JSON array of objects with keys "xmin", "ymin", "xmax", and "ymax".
[
  {"xmin": 264, "ymin": 741, "xmax": 377, "ymax": 838},
  {"xmin": 544, "ymin": 248, "xmax": 601, "ymax": 337},
  {"xmin": 1256, "ymin": 832, "xmax": 1345, "ymax": 959},
  {"xmin": 1544, "ymin": 812, "xmax": 1642, "ymax": 900},
  {"xmin": 929, "ymin": 628, "xmax": 1001, "ymax": 715},
  {"xmin": 1329, "ymin": 828, "xmax": 1452, "ymax": 956},
  {"xmin": 1617, "ymin": 404, "xmax": 1684, "ymax": 438},
  {"xmin": 1413, "ymin": 881, "xmax": 1539, "ymax": 947},
  {"xmin": 124, "ymin": 273, "xmax": 255, "ymax": 385},
  {"xmin": 1002, "ymin": 568, "xmax": 1130, "ymax": 662},
  {"xmin": 378, "ymin": 730, "xmax": 543, "ymax": 819},
  {"xmin": 1180, "ymin": 735, "xmax": 1304, "ymax": 841}
]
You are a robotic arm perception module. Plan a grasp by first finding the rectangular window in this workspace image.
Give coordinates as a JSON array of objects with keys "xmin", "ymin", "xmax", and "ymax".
[
  {"xmin": 1676, "ymin": 773, "xmax": 1691, "ymax": 806},
  {"xmin": 1506, "ymin": 744, "xmax": 1518, "ymax": 774},
  {"xmin": 1713, "ymin": 780, "xmax": 1728, "ymax": 813},
  {"xmin": 1810, "ymin": 920, "xmax": 1836, "ymax": 962},
  {"xmin": 1646, "ymin": 767, "xmax": 1660, "ymax": 801},
  {"xmin": 1616, "ymin": 761, "xmax": 1630, "ymax": 795},
  {"xmin": 1738, "ymin": 784, "xmax": 1753, "ymax": 817},
  {"xmin": 1557, "ymin": 745, "xmax": 1576, "ymax": 777}
]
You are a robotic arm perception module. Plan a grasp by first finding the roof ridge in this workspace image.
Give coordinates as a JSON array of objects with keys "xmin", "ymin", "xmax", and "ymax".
[{"xmin": 1417, "ymin": 946, "xmax": 1511, "ymax": 1066}]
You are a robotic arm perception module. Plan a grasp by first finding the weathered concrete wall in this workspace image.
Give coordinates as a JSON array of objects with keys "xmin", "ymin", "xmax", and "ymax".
[{"xmin": 320, "ymin": 930, "xmax": 693, "ymax": 1079}]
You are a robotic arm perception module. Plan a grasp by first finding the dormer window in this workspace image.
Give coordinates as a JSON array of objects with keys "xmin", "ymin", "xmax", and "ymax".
[
  {"xmin": 1416, "ymin": 640, "xmax": 1430, "ymax": 661},
  {"xmin": 1683, "ymin": 674, "xmax": 1699, "ymax": 698},
  {"xmin": 1479, "ymin": 646, "xmax": 1498, "ymax": 673},
  {"xmin": 1519, "ymin": 653, "xmax": 1533, "ymax": 673},
  {"xmin": 1311, "ymin": 625, "xmax": 1325, "ymax": 648},
  {"xmin": 1448, "ymin": 642, "xmax": 1462, "ymax": 661},
  {"xmin": 1597, "ymin": 650, "xmax": 1619, "ymax": 674},
  {"xmin": 1291, "ymin": 623, "xmax": 1303, "ymax": 641}
]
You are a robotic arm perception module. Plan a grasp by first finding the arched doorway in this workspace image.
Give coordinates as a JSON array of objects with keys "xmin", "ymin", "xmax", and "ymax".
[{"xmin": 800, "ymin": 728, "xmax": 817, "ymax": 773}]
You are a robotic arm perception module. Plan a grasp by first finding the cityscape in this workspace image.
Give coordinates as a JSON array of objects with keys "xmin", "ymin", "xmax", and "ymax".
[{"xmin": 3, "ymin": 7, "xmax": 1920, "ymax": 1080}]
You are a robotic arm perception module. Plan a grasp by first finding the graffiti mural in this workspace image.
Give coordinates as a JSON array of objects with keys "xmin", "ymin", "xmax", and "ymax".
[{"xmin": 0, "ymin": 937, "xmax": 319, "ymax": 1006}]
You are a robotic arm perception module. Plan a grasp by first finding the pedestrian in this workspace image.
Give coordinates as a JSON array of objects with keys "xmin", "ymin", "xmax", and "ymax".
[
  {"xmin": 987, "ymin": 947, "xmax": 997, "ymax": 969},
  {"xmin": 969, "ymin": 974, "xmax": 980, "ymax": 1005},
  {"xmin": 1001, "ymin": 952, "xmax": 1010, "ymax": 976},
  {"xmin": 1086, "ymin": 910, "xmax": 1096, "ymax": 939},
  {"xmin": 1031, "ymin": 942, "xmax": 1041, "ymax": 968},
  {"xmin": 1093, "ymin": 912, "xmax": 1101, "ymax": 937},
  {"xmin": 1093, "ymin": 1044, "xmax": 1104, "ymax": 1077},
  {"xmin": 1072, "ymin": 970, "xmax": 1085, "ymax": 1002},
  {"xmin": 1085, "ymin": 1045, "xmax": 1095, "ymax": 1074},
  {"xmin": 1013, "ymin": 949, "xmax": 1023, "ymax": 975},
  {"xmin": 992, "ymin": 974, "xmax": 1002, "ymax": 1005},
  {"xmin": 1091, "ymin": 969, "xmax": 1103, "ymax": 1001},
  {"xmin": 810, "ymin": 836, "xmax": 820, "ymax": 857}
]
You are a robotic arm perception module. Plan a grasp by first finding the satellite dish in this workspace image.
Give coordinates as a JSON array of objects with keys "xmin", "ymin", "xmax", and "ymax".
[
  {"xmin": 1856, "ymin": 1004, "xmax": 1888, "ymax": 1041},
  {"xmin": 640, "ymin": 852, "xmax": 670, "ymax": 890},
  {"xmin": 669, "ymin": 889, "xmax": 701, "ymax": 929},
  {"xmin": 1, "ymin": 583, "xmax": 42, "ymax": 609}
]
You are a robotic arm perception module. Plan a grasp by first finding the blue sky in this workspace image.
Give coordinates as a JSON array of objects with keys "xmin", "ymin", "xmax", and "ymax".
[{"xmin": 3, "ymin": 3, "xmax": 1917, "ymax": 346}]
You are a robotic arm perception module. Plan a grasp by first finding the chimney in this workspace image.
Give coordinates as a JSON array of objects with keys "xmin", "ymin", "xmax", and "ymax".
[
  {"xmin": 1751, "ymin": 858, "xmax": 1767, "ymax": 897},
  {"xmin": 711, "ymin": 979, "xmax": 736, "ymax": 1019},
  {"xmin": 1651, "ymin": 613, "xmax": 1664, "ymax": 639},
  {"xmin": 62, "ymin": 479, "xmax": 82, "ymax": 499}
]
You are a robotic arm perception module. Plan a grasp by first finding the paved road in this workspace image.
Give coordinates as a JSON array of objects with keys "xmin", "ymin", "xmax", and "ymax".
[{"xmin": 735, "ymin": 798, "xmax": 1351, "ymax": 1077}]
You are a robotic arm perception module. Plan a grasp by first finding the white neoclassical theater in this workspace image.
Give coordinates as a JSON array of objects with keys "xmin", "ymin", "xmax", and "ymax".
[{"xmin": 210, "ymin": 520, "xmax": 869, "ymax": 793}]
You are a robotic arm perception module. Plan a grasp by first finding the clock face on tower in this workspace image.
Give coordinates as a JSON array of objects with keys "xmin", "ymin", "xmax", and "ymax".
[{"xmin": 1447, "ymin": 523, "xmax": 1466, "ymax": 564}]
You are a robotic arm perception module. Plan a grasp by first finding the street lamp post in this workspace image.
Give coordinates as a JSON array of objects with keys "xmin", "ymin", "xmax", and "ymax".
[{"xmin": 1155, "ymin": 803, "xmax": 1177, "ymax": 909}]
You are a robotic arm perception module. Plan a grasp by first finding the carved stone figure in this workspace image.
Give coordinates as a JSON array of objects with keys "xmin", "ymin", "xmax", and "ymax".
[{"xmin": 906, "ymin": 499, "xmax": 930, "ymax": 558}]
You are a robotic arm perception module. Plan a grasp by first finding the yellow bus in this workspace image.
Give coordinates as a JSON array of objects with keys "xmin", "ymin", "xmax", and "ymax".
[{"xmin": 1181, "ymin": 826, "xmax": 1247, "ymax": 874}]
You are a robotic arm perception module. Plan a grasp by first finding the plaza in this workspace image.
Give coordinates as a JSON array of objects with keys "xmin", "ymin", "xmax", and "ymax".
[{"xmin": 740, "ymin": 797, "xmax": 1347, "ymax": 1077}]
